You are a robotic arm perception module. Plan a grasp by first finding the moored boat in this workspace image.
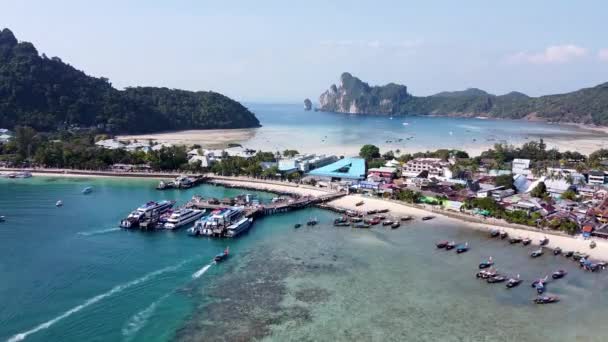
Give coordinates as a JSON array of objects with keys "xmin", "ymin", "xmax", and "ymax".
[
  {"xmin": 307, "ymin": 218, "xmax": 318, "ymax": 226},
  {"xmin": 522, "ymin": 237, "xmax": 532, "ymax": 246},
  {"xmin": 489, "ymin": 229, "xmax": 500, "ymax": 238},
  {"xmin": 225, "ymin": 217, "xmax": 254, "ymax": 238},
  {"xmin": 382, "ymin": 220, "xmax": 394, "ymax": 226},
  {"xmin": 56, "ymin": 200, "xmax": 63, "ymax": 207},
  {"xmin": 391, "ymin": 222, "xmax": 400, "ymax": 229},
  {"xmin": 456, "ymin": 242, "xmax": 469, "ymax": 253},
  {"xmin": 534, "ymin": 296, "xmax": 559, "ymax": 304},
  {"xmin": 294, "ymin": 223, "xmax": 301, "ymax": 229},
  {"xmin": 506, "ymin": 275, "xmax": 522, "ymax": 288},
  {"xmin": 400, "ymin": 216, "xmax": 413, "ymax": 221},
  {"xmin": 355, "ymin": 201, "xmax": 364, "ymax": 206},
  {"xmin": 120, "ymin": 200, "xmax": 176, "ymax": 229},
  {"xmin": 530, "ymin": 249, "xmax": 543, "ymax": 258},
  {"xmin": 539, "ymin": 236, "xmax": 549, "ymax": 246},
  {"xmin": 334, "ymin": 222, "xmax": 350, "ymax": 227},
  {"xmin": 422, "ymin": 216, "xmax": 434, "ymax": 221},
  {"xmin": 377, "ymin": 209, "xmax": 389, "ymax": 213},
  {"xmin": 552, "ymin": 269, "xmax": 567, "ymax": 279},
  {"xmin": 553, "ymin": 247, "xmax": 562, "ymax": 255},
  {"xmin": 445, "ymin": 241, "xmax": 456, "ymax": 250},
  {"xmin": 509, "ymin": 237, "xmax": 522, "ymax": 244},
  {"xmin": 436, "ymin": 240, "xmax": 449, "ymax": 248},
  {"xmin": 487, "ymin": 275, "xmax": 507, "ymax": 283},
  {"xmin": 499, "ymin": 231, "xmax": 508, "ymax": 239},
  {"xmin": 564, "ymin": 251, "xmax": 574, "ymax": 258},
  {"xmin": 352, "ymin": 222, "xmax": 370, "ymax": 229},
  {"xmin": 479, "ymin": 257, "xmax": 494, "ymax": 269},
  {"xmin": 82, "ymin": 186, "xmax": 93, "ymax": 194},
  {"xmin": 476, "ymin": 269, "xmax": 498, "ymax": 279}
]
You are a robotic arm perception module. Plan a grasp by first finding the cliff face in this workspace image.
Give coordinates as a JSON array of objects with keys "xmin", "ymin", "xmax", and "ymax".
[
  {"xmin": 317, "ymin": 73, "xmax": 608, "ymax": 126},
  {"xmin": 319, "ymin": 72, "xmax": 409, "ymax": 115}
]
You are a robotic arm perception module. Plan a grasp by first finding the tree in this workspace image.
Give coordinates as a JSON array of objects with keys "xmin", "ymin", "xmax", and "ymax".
[
  {"xmin": 14, "ymin": 126, "xmax": 38, "ymax": 159},
  {"xmin": 397, "ymin": 189, "xmax": 421, "ymax": 203},
  {"xmin": 494, "ymin": 174, "xmax": 514, "ymax": 189},
  {"xmin": 359, "ymin": 144, "xmax": 380, "ymax": 161},
  {"xmin": 282, "ymin": 149, "xmax": 299, "ymax": 158},
  {"xmin": 382, "ymin": 150, "xmax": 395, "ymax": 160},
  {"xmin": 530, "ymin": 182, "xmax": 548, "ymax": 199},
  {"xmin": 561, "ymin": 189, "xmax": 577, "ymax": 201}
]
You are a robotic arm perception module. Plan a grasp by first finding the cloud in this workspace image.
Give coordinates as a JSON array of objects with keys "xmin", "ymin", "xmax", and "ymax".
[
  {"xmin": 599, "ymin": 49, "xmax": 608, "ymax": 62},
  {"xmin": 506, "ymin": 44, "xmax": 588, "ymax": 64}
]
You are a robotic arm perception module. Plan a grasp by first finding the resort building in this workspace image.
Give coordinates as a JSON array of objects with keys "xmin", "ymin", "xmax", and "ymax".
[
  {"xmin": 278, "ymin": 154, "xmax": 338, "ymax": 173},
  {"xmin": 307, "ymin": 157, "xmax": 366, "ymax": 182},
  {"xmin": 402, "ymin": 158, "xmax": 450, "ymax": 178},
  {"xmin": 367, "ymin": 166, "xmax": 397, "ymax": 182},
  {"xmin": 512, "ymin": 158, "xmax": 531, "ymax": 176},
  {"xmin": 588, "ymin": 171, "xmax": 606, "ymax": 185}
]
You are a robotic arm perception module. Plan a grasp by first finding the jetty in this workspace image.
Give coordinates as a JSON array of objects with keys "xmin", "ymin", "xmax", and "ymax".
[{"xmin": 187, "ymin": 192, "xmax": 346, "ymax": 219}]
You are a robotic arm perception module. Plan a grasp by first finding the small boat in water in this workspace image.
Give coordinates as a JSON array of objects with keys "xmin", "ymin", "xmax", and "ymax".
[
  {"xmin": 531, "ymin": 277, "xmax": 548, "ymax": 294},
  {"xmin": 539, "ymin": 237, "xmax": 549, "ymax": 246},
  {"xmin": 377, "ymin": 209, "xmax": 389, "ymax": 213},
  {"xmin": 391, "ymin": 222, "xmax": 400, "ymax": 229},
  {"xmin": 82, "ymin": 186, "xmax": 93, "ymax": 194},
  {"xmin": 400, "ymin": 216, "xmax": 413, "ymax": 221},
  {"xmin": 56, "ymin": 200, "xmax": 63, "ymax": 207},
  {"xmin": 534, "ymin": 296, "xmax": 559, "ymax": 304},
  {"xmin": 553, "ymin": 247, "xmax": 562, "ymax": 255},
  {"xmin": 214, "ymin": 247, "xmax": 230, "ymax": 263},
  {"xmin": 0, "ymin": 215, "xmax": 5, "ymax": 222},
  {"xmin": 422, "ymin": 216, "xmax": 434, "ymax": 221},
  {"xmin": 490, "ymin": 229, "xmax": 500, "ymax": 238},
  {"xmin": 564, "ymin": 251, "xmax": 574, "ymax": 258},
  {"xmin": 487, "ymin": 275, "xmax": 507, "ymax": 283},
  {"xmin": 307, "ymin": 218, "xmax": 318, "ymax": 226},
  {"xmin": 531, "ymin": 249, "xmax": 543, "ymax": 258},
  {"xmin": 382, "ymin": 220, "xmax": 394, "ymax": 226},
  {"xmin": 522, "ymin": 237, "xmax": 532, "ymax": 246},
  {"xmin": 479, "ymin": 257, "xmax": 494, "ymax": 269},
  {"xmin": 436, "ymin": 240, "xmax": 449, "ymax": 248},
  {"xmin": 506, "ymin": 275, "xmax": 522, "ymax": 288},
  {"xmin": 509, "ymin": 237, "xmax": 522, "ymax": 244},
  {"xmin": 294, "ymin": 223, "xmax": 301, "ymax": 229},
  {"xmin": 355, "ymin": 201, "xmax": 364, "ymax": 206},
  {"xmin": 334, "ymin": 222, "xmax": 350, "ymax": 227},
  {"xmin": 445, "ymin": 241, "xmax": 456, "ymax": 250},
  {"xmin": 353, "ymin": 222, "xmax": 370, "ymax": 229},
  {"xmin": 499, "ymin": 231, "xmax": 508, "ymax": 239},
  {"xmin": 476, "ymin": 269, "xmax": 498, "ymax": 279},
  {"xmin": 552, "ymin": 269, "xmax": 567, "ymax": 279},
  {"xmin": 456, "ymin": 242, "xmax": 469, "ymax": 254}
]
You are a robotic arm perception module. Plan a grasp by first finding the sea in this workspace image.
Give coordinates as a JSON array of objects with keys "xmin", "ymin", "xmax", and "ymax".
[
  {"xmin": 2, "ymin": 177, "xmax": 608, "ymax": 341},
  {"xmin": 235, "ymin": 103, "xmax": 608, "ymax": 156}
]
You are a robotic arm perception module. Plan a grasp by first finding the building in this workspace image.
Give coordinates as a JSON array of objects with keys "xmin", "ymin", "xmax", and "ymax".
[
  {"xmin": 95, "ymin": 139, "xmax": 126, "ymax": 150},
  {"xmin": 188, "ymin": 155, "xmax": 213, "ymax": 168},
  {"xmin": 588, "ymin": 171, "xmax": 606, "ymax": 185},
  {"xmin": 402, "ymin": 158, "xmax": 450, "ymax": 178},
  {"xmin": 367, "ymin": 167, "xmax": 397, "ymax": 182},
  {"xmin": 307, "ymin": 157, "xmax": 366, "ymax": 182},
  {"xmin": 491, "ymin": 189, "xmax": 515, "ymax": 201},
  {"xmin": 512, "ymin": 158, "xmax": 531, "ymax": 176},
  {"xmin": 278, "ymin": 154, "xmax": 337, "ymax": 173}
]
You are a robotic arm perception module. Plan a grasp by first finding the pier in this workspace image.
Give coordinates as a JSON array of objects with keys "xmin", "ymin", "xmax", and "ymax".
[{"xmin": 187, "ymin": 192, "xmax": 346, "ymax": 219}]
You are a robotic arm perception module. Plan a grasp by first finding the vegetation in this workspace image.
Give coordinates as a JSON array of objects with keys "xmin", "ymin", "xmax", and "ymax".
[
  {"xmin": 359, "ymin": 144, "xmax": 380, "ymax": 161},
  {"xmin": 494, "ymin": 174, "xmax": 514, "ymax": 189},
  {"xmin": 0, "ymin": 28, "xmax": 259, "ymax": 133},
  {"xmin": 530, "ymin": 182, "xmax": 548, "ymax": 199},
  {"xmin": 319, "ymin": 72, "xmax": 608, "ymax": 125},
  {"xmin": 560, "ymin": 189, "xmax": 577, "ymax": 201}
]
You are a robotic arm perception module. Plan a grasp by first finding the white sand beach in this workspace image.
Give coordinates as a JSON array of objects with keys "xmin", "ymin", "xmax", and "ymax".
[{"xmin": 117, "ymin": 128, "xmax": 258, "ymax": 149}]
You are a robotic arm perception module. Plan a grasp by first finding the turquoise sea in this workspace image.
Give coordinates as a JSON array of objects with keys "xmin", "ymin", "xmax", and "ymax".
[
  {"xmin": 234, "ymin": 103, "xmax": 608, "ymax": 156},
  {"xmin": 2, "ymin": 177, "xmax": 608, "ymax": 341}
]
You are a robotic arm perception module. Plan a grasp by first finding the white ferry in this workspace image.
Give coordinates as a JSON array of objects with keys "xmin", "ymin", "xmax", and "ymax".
[
  {"xmin": 225, "ymin": 217, "xmax": 253, "ymax": 238},
  {"xmin": 120, "ymin": 200, "xmax": 176, "ymax": 228},
  {"xmin": 164, "ymin": 209, "xmax": 205, "ymax": 230},
  {"xmin": 189, "ymin": 207, "xmax": 250, "ymax": 237}
]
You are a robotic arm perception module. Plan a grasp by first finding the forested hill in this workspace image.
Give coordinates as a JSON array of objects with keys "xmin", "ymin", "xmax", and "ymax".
[
  {"xmin": 318, "ymin": 72, "xmax": 608, "ymax": 126},
  {"xmin": 0, "ymin": 28, "xmax": 260, "ymax": 133}
]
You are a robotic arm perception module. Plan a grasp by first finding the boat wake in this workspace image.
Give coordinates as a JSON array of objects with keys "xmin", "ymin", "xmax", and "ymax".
[
  {"xmin": 77, "ymin": 227, "xmax": 120, "ymax": 236},
  {"xmin": 192, "ymin": 263, "xmax": 213, "ymax": 279},
  {"xmin": 6, "ymin": 260, "xmax": 190, "ymax": 342},
  {"xmin": 122, "ymin": 293, "xmax": 170, "ymax": 341}
]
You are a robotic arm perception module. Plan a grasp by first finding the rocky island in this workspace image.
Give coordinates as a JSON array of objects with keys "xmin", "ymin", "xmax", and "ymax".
[{"xmin": 318, "ymin": 72, "xmax": 608, "ymax": 126}]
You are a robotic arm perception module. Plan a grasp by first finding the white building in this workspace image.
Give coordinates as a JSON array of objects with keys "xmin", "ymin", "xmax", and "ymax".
[
  {"xmin": 402, "ymin": 158, "xmax": 450, "ymax": 178},
  {"xmin": 278, "ymin": 154, "xmax": 338, "ymax": 173},
  {"xmin": 512, "ymin": 158, "xmax": 531, "ymax": 176},
  {"xmin": 588, "ymin": 171, "xmax": 606, "ymax": 185},
  {"xmin": 95, "ymin": 139, "xmax": 126, "ymax": 150}
]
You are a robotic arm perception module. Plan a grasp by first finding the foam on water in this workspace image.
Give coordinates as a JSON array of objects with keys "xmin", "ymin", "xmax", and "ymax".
[
  {"xmin": 77, "ymin": 227, "xmax": 121, "ymax": 236},
  {"xmin": 6, "ymin": 260, "xmax": 190, "ymax": 342},
  {"xmin": 192, "ymin": 263, "xmax": 213, "ymax": 279},
  {"xmin": 122, "ymin": 293, "xmax": 170, "ymax": 341}
]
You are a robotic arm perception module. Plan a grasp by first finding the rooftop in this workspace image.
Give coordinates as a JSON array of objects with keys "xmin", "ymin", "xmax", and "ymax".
[{"xmin": 308, "ymin": 157, "xmax": 366, "ymax": 180}]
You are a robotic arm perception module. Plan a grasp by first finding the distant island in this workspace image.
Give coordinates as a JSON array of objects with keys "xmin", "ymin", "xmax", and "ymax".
[
  {"xmin": 0, "ymin": 28, "xmax": 260, "ymax": 133},
  {"xmin": 318, "ymin": 72, "xmax": 608, "ymax": 126}
]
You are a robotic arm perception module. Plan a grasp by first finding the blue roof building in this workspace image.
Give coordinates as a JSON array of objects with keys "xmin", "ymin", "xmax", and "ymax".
[{"xmin": 307, "ymin": 157, "xmax": 366, "ymax": 181}]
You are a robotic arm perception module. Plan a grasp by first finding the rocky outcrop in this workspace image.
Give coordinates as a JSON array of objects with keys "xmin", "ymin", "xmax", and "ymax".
[{"xmin": 303, "ymin": 98, "xmax": 312, "ymax": 111}]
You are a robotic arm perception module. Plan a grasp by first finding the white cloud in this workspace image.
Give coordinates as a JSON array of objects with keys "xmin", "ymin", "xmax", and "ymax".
[
  {"xmin": 506, "ymin": 44, "xmax": 588, "ymax": 64},
  {"xmin": 599, "ymin": 49, "xmax": 608, "ymax": 62},
  {"xmin": 320, "ymin": 39, "xmax": 422, "ymax": 50}
]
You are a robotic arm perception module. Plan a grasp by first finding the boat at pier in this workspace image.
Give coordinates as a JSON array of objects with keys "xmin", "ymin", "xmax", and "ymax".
[
  {"xmin": 487, "ymin": 275, "xmax": 506, "ymax": 283},
  {"xmin": 190, "ymin": 207, "xmax": 251, "ymax": 237},
  {"xmin": 353, "ymin": 222, "xmax": 370, "ymax": 229},
  {"xmin": 120, "ymin": 200, "xmax": 176, "ymax": 229},
  {"xmin": 225, "ymin": 217, "xmax": 253, "ymax": 238},
  {"xmin": 164, "ymin": 209, "xmax": 205, "ymax": 229}
]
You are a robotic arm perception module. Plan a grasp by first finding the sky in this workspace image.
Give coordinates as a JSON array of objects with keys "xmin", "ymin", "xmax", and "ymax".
[{"xmin": 1, "ymin": 0, "xmax": 608, "ymax": 102}]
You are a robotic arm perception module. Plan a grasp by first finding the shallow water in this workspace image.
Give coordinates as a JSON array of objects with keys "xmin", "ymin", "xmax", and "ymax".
[{"xmin": 2, "ymin": 177, "xmax": 608, "ymax": 341}]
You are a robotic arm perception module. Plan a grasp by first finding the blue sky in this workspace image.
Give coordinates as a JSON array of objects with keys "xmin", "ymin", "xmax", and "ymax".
[{"xmin": 2, "ymin": 0, "xmax": 608, "ymax": 102}]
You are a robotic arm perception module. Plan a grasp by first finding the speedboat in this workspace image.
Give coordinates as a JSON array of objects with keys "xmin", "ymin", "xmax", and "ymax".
[
  {"xmin": 499, "ymin": 231, "xmax": 508, "ymax": 239},
  {"xmin": 506, "ymin": 275, "xmax": 522, "ymax": 288},
  {"xmin": 445, "ymin": 241, "xmax": 456, "ymax": 250},
  {"xmin": 534, "ymin": 296, "xmax": 559, "ymax": 304},
  {"xmin": 400, "ymin": 216, "xmax": 413, "ymax": 221},
  {"xmin": 82, "ymin": 186, "xmax": 93, "ymax": 194},
  {"xmin": 0, "ymin": 215, "xmax": 5, "ymax": 222},
  {"xmin": 487, "ymin": 275, "xmax": 507, "ymax": 283},
  {"xmin": 531, "ymin": 249, "xmax": 543, "ymax": 258},
  {"xmin": 476, "ymin": 269, "xmax": 498, "ymax": 279},
  {"xmin": 552, "ymin": 270, "xmax": 567, "ymax": 279},
  {"xmin": 422, "ymin": 216, "xmax": 434, "ymax": 221},
  {"xmin": 522, "ymin": 238, "xmax": 532, "ymax": 246},
  {"xmin": 456, "ymin": 242, "xmax": 469, "ymax": 253},
  {"xmin": 391, "ymin": 222, "xmax": 400, "ymax": 229},
  {"xmin": 382, "ymin": 220, "xmax": 394, "ymax": 226},
  {"xmin": 294, "ymin": 223, "xmax": 301, "ymax": 229},
  {"xmin": 353, "ymin": 222, "xmax": 370, "ymax": 229},
  {"xmin": 436, "ymin": 240, "xmax": 449, "ymax": 248},
  {"xmin": 56, "ymin": 200, "xmax": 63, "ymax": 207},
  {"xmin": 214, "ymin": 247, "xmax": 230, "ymax": 263},
  {"xmin": 334, "ymin": 222, "xmax": 350, "ymax": 227},
  {"xmin": 479, "ymin": 257, "xmax": 494, "ymax": 269},
  {"xmin": 553, "ymin": 247, "xmax": 562, "ymax": 255},
  {"xmin": 377, "ymin": 209, "xmax": 389, "ymax": 213},
  {"xmin": 334, "ymin": 217, "xmax": 348, "ymax": 225},
  {"xmin": 531, "ymin": 277, "xmax": 548, "ymax": 294},
  {"xmin": 509, "ymin": 237, "xmax": 522, "ymax": 244},
  {"xmin": 490, "ymin": 229, "xmax": 500, "ymax": 238},
  {"xmin": 355, "ymin": 201, "xmax": 364, "ymax": 206},
  {"xmin": 539, "ymin": 237, "xmax": 549, "ymax": 246}
]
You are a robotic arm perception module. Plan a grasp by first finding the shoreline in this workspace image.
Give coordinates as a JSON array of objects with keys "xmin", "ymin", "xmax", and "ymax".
[{"xmin": 4, "ymin": 169, "xmax": 608, "ymax": 261}]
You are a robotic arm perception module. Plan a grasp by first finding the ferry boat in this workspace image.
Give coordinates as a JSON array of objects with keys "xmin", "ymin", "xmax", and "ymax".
[
  {"xmin": 163, "ymin": 209, "xmax": 205, "ymax": 230},
  {"xmin": 190, "ymin": 207, "xmax": 249, "ymax": 237},
  {"xmin": 120, "ymin": 200, "xmax": 176, "ymax": 229},
  {"xmin": 225, "ymin": 217, "xmax": 253, "ymax": 238}
]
